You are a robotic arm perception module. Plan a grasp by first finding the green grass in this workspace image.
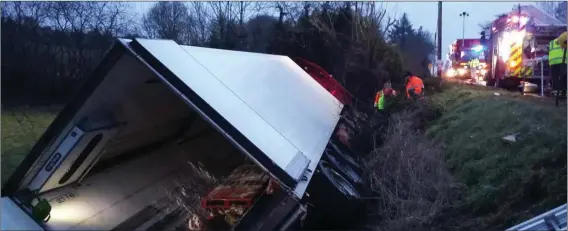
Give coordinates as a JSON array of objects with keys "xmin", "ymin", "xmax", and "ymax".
[
  {"xmin": 2, "ymin": 107, "xmax": 59, "ymax": 185},
  {"xmin": 426, "ymin": 84, "xmax": 567, "ymax": 230}
]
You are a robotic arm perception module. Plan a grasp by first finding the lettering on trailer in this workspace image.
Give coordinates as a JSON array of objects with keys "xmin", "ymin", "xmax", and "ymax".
[
  {"xmin": 28, "ymin": 127, "xmax": 85, "ymax": 191},
  {"xmin": 44, "ymin": 153, "xmax": 62, "ymax": 172},
  {"xmin": 51, "ymin": 191, "xmax": 78, "ymax": 204}
]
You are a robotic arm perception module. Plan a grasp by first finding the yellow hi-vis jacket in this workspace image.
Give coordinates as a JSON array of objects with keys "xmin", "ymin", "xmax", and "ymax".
[
  {"xmin": 549, "ymin": 38, "xmax": 566, "ymax": 65},
  {"xmin": 374, "ymin": 88, "xmax": 396, "ymax": 110}
]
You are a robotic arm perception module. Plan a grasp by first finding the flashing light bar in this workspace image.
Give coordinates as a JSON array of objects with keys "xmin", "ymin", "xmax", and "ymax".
[{"xmin": 472, "ymin": 45, "xmax": 484, "ymax": 52}]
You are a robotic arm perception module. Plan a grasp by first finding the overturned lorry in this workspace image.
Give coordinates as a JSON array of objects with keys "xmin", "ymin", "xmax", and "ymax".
[{"xmin": 1, "ymin": 38, "xmax": 368, "ymax": 231}]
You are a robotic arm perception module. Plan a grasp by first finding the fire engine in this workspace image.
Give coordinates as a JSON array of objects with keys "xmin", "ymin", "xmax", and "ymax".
[
  {"xmin": 445, "ymin": 39, "xmax": 487, "ymax": 79},
  {"xmin": 485, "ymin": 5, "xmax": 566, "ymax": 93}
]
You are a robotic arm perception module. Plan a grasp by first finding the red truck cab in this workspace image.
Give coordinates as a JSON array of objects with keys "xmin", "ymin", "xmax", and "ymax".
[{"xmin": 293, "ymin": 58, "xmax": 353, "ymax": 105}]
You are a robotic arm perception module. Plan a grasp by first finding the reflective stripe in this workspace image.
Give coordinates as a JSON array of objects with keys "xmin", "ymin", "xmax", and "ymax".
[
  {"xmin": 510, "ymin": 41, "xmax": 522, "ymax": 76},
  {"xmin": 549, "ymin": 39, "xmax": 566, "ymax": 65},
  {"xmin": 378, "ymin": 90, "xmax": 385, "ymax": 110},
  {"xmin": 374, "ymin": 91, "xmax": 381, "ymax": 106},
  {"xmin": 413, "ymin": 84, "xmax": 424, "ymax": 89},
  {"xmin": 514, "ymin": 66, "xmax": 534, "ymax": 78}
]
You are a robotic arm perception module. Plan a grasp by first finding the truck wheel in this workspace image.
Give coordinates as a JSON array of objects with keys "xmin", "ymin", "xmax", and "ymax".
[
  {"xmin": 323, "ymin": 148, "xmax": 363, "ymax": 185},
  {"xmin": 327, "ymin": 141, "xmax": 363, "ymax": 170},
  {"xmin": 339, "ymin": 116, "xmax": 357, "ymax": 130},
  {"xmin": 486, "ymin": 78, "xmax": 496, "ymax": 87},
  {"xmin": 305, "ymin": 160, "xmax": 363, "ymax": 230}
]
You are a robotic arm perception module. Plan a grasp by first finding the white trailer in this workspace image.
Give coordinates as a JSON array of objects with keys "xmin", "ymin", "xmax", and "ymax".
[{"xmin": 1, "ymin": 39, "xmax": 365, "ymax": 231}]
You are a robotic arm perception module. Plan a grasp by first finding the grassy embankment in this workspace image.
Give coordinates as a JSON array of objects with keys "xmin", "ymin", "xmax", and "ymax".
[
  {"xmin": 1, "ymin": 107, "xmax": 59, "ymax": 184},
  {"xmin": 1, "ymin": 83, "xmax": 565, "ymax": 231},
  {"xmin": 364, "ymin": 81, "xmax": 566, "ymax": 230},
  {"xmin": 427, "ymin": 83, "xmax": 567, "ymax": 229}
]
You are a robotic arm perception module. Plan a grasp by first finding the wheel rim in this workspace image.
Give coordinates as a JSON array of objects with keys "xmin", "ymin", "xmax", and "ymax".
[
  {"xmin": 321, "ymin": 162, "xmax": 360, "ymax": 197},
  {"xmin": 329, "ymin": 142, "xmax": 361, "ymax": 168},
  {"xmin": 325, "ymin": 151, "xmax": 362, "ymax": 184}
]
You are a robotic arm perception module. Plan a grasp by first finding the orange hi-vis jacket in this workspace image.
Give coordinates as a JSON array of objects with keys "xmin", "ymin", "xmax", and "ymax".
[{"xmin": 406, "ymin": 76, "xmax": 424, "ymax": 99}]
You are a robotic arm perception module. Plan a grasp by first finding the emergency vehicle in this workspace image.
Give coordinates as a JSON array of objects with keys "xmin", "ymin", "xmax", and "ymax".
[
  {"xmin": 485, "ymin": 5, "xmax": 566, "ymax": 92},
  {"xmin": 445, "ymin": 39, "xmax": 488, "ymax": 79}
]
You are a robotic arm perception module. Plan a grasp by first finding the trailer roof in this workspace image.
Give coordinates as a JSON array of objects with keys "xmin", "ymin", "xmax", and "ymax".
[{"xmin": 120, "ymin": 39, "xmax": 342, "ymax": 197}]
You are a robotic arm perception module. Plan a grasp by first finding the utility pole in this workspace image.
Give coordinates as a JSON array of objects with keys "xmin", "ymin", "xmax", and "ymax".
[
  {"xmin": 517, "ymin": 4, "xmax": 522, "ymax": 30},
  {"xmin": 437, "ymin": 1, "xmax": 443, "ymax": 76},
  {"xmin": 437, "ymin": 1, "xmax": 442, "ymax": 60},
  {"xmin": 459, "ymin": 12, "xmax": 469, "ymax": 47},
  {"xmin": 433, "ymin": 32, "xmax": 437, "ymax": 75}
]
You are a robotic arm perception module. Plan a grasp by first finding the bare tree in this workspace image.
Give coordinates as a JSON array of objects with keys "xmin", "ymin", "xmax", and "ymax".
[
  {"xmin": 1, "ymin": 2, "xmax": 50, "ymax": 25},
  {"xmin": 308, "ymin": 2, "xmax": 397, "ymax": 89},
  {"xmin": 1, "ymin": 2, "xmax": 50, "ymax": 71},
  {"xmin": 246, "ymin": 15, "xmax": 278, "ymax": 52},
  {"xmin": 187, "ymin": 2, "xmax": 212, "ymax": 46},
  {"xmin": 536, "ymin": 1, "xmax": 566, "ymax": 22},
  {"xmin": 205, "ymin": 2, "xmax": 257, "ymax": 50},
  {"xmin": 536, "ymin": 2, "xmax": 557, "ymax": 16},
  {"xmin": 2, "ymin": 1, "xmax": 133, "ymax": 105},
  {"xmin": 45, "ymin": 2, "xmax": 131, "ymax": 79},
  {"xmin": 142, "ymin": 2, "xmax": 193, "ymax": 44},
  {"xmin": 478, "ymin": 20, "xmax": 492, "ymax": 31}
]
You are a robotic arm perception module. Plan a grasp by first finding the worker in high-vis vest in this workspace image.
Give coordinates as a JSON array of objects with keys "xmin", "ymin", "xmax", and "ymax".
[
  {"xmin": 404, "ymin": 72, "xmax": 424, "ymax": 100},
  {"xmin": 374, "ymin": 81, "xmax": 397, "ymax": 112},
  {"xmin": 549, "ymin": 31, "xmax": 567, "ymax": 97}
]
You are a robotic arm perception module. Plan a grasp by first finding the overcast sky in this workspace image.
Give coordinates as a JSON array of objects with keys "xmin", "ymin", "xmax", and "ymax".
[
  {"xmin": 385, "ymin": 2, "xmax": 519, "ymax": 59},
  {"xmin": 132, "ymin": 1, "xmax": 520, "ymax": 59}
]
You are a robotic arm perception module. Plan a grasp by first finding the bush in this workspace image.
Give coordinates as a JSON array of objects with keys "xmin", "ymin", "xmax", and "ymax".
[
  {"xmin": 423, "ymin": 77, "xmax": 447, "ymax": 94},
  {"xmin": 363, "ymin": 104, "xmax": 456, "ymax": 231}
]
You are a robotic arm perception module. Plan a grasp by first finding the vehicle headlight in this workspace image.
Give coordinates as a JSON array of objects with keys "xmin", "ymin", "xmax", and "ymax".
[
  {"xmin": 458, "ymin": 68, "xmax": 467, "ymax": 75},
  {"xmin": 446, "ymin": 69, "xmax": 456, "ymax": 77},
  {"xmin": 510, "ymin": 60, "xmax": 517, "ymax": 68}
]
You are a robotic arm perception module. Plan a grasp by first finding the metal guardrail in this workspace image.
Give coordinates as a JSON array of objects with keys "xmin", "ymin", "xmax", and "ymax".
[{"xmin": 507, "ymin": 204, "xmax": 567, "ymax": 231}]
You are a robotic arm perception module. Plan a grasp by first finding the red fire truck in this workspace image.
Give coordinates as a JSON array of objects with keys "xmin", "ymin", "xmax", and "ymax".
[
  {"xmin": 445, "ymin": 39, "xmax": 488, "ymax": 79},
  {"xmin": 485, "ymin": 5, "xmax": 566, "ymax": 92}
]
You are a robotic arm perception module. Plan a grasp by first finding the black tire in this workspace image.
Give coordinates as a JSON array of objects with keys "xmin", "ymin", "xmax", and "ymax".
[
  {"xmin": 486, "ymin": 78, "xmax": 496, "ymax": 87},
  {"xmin": 304, "ymin": 161, "xmax": 363, "ymax": 230},
  {"xmin": 327, "ymin": 140, "xmax": 363, "ymax": 169},
  {"xmin": 340, "ymin": 117, "xmax": 357, "ymax": 131},
  {"xmin": 322, "ymin": 148, "xmax": 363, "ymax": 185}
]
